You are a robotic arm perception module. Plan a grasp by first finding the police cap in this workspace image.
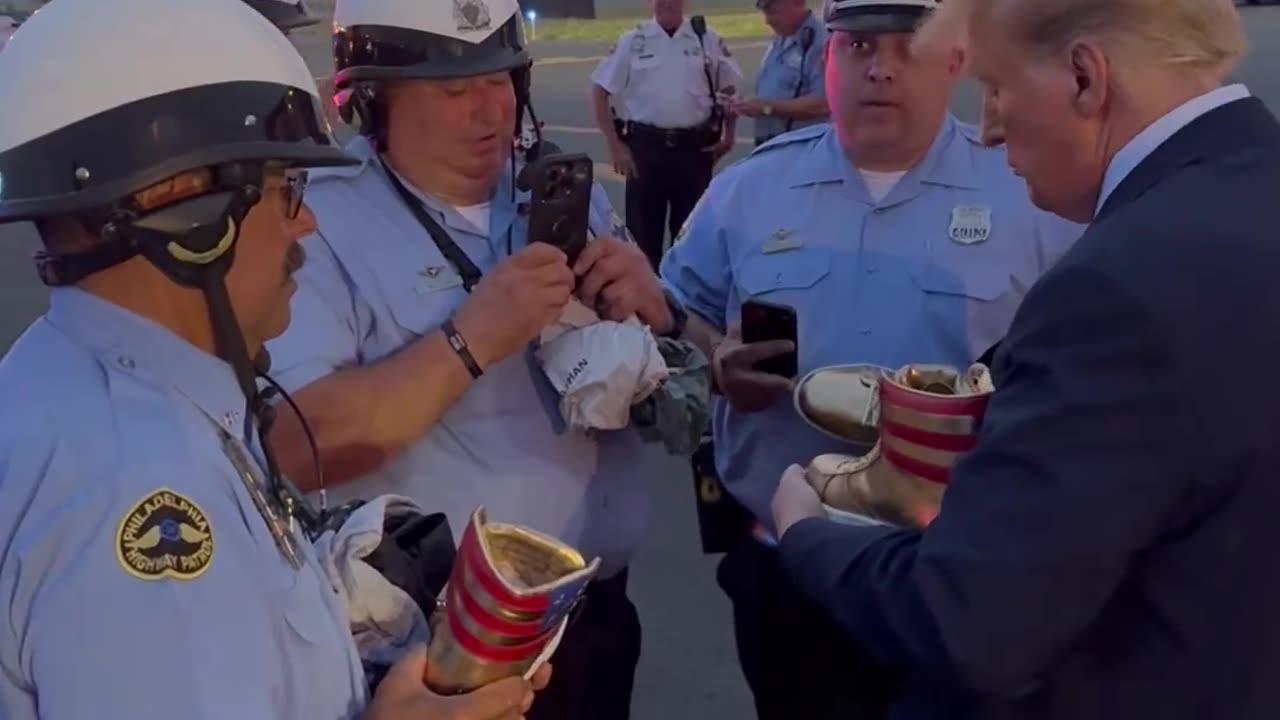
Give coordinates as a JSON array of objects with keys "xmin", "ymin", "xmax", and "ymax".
[{"xmin": 824, "ymin": 0, "xmax": 940, "ymax": 33}]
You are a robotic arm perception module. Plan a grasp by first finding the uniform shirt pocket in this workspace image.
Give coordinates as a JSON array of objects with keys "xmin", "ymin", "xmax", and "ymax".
[
  {"xmin": 368, "ymin": 256, "xmax": 464, "ymax": 348},
  {"xmin": 630, "ymin": 54, "xmax": 660, "ymax": 72},
  {"xmin": 782, "ymin": 66, "xmax": 804, "ymax": 94},
  {"xmin": 910, "ymin": 230, "xmax": 1013, "ymax": 302},
  {"xmin": 684, "ymin": 53, "xmax": 712, "ymax": 93},
  {"xmin": 910, "ymin": 260, "xmax": 1010, "ymax": 302},
  {"xmin": 737, "ymin": 249, "xmax": 832, "ymax": 301},
  {"xmin": 283, "ymin": 565, "xmax": 342, "ymax": 645},
  {"xmin": 909, "ymin": 242, "xmax": 1019, "ymax": 362}
]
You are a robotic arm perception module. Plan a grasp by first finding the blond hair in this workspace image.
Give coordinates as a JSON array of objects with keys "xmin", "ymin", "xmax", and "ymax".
[{"xmin": 915, "ymin": 0, "xmax": 1246, "ymax": 72}]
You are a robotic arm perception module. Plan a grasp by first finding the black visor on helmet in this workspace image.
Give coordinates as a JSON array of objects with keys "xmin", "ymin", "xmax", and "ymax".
[
  {"xmin": 827, "ymin": 3, "xmax": 930, "ymax": 33},
  {"xmin": 333, "ymin": 17, "xmax": 530, "ymax": 87},
  {"xmin": 241, "ymin": 0, "xmax": 321, "ymax": 32},
  {"xmin": 0, "ymin": 80, "xmax": 355, "ymax": 223}
]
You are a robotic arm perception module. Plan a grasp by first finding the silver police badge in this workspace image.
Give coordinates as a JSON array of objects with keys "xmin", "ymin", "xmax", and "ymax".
[
  {"xmin": 453, "ymin": 0, "xmax": 491, "ymax": 32},
  {"xmin": 948, "ymin": 205, "xmax": 992, "ymax": 245}
]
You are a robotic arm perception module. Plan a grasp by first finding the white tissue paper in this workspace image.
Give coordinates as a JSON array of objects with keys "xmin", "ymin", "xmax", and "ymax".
[
  {"xmin": 311, "ymin": 495, "xmax": 431, "ymax": 667},
  {"xmin": 537, "ymin": 298, "xmax": 670, "ymax": 431}
]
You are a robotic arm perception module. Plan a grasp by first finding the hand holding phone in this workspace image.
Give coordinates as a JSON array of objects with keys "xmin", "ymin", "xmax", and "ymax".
[
  {"xmin": 711, "ymin": 299, "xmax": 798, "ymax": 413},
  {"xmin": 740, "ymin": 298, "xmax": 799, "ymax": 378}
]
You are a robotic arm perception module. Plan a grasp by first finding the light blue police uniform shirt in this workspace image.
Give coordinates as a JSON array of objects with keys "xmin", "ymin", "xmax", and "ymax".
[
  {"xmin": 266, "ymin": 136, "xmax": 656, "ymax": 577},
  {"xmin": 660, "ymin": 118, "xmax": 1085, "ymax": 529},
  {"xmin": 752, "ymin": 10, "xmax": 828, "ymax": 140},
  {"xmin": 0, "ymin": 288, "xmax": 367, "ymax": 719}
]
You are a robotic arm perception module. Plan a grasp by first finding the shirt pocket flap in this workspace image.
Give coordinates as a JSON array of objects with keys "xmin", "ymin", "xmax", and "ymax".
[
  {"xmin": 738, "ymin": 250, "xmax": 832, "ymax": 297},
  {"xmin": 284, "ymin": 566, "xmax": 338, "ymax": 645},
  {"xmin": 631, "ymin": 54, "xmax": 660, "ymax": 71},
  {"xmin": 364, "ymin": 252, "xmax": 462, "ymax": 339},
  {"xmin": 911, "ymin": 261, "xmax": 1010, "ymax": 302}
]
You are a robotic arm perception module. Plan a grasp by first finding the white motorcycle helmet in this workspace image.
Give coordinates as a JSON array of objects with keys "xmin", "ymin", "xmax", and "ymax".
[
  {"xmin": 0, "ymin": 0, "xmax": 355, "ymax": 419},
  {"xmin": 331, "ymin": 0, "xmax": 538, "ymax": 146},
  {"xmin": 0, "ymin": 0, "xmax": 320, "ymax": 47}
]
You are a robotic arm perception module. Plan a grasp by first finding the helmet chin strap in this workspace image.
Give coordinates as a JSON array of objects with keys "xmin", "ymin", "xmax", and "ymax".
[
  {"xmin": 190, "ymin": 223, "xmax": 324, "ymax": 535},
  {"xmin": 120, "ymin": 184, "xmax": 325, "ymax": 536},
  {"xmin": 200, "ymin": 265, "xmax": 262, "ymax": 412}
]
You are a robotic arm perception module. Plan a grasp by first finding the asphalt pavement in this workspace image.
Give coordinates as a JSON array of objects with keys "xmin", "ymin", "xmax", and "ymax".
[{"xmin": 2, "ymin": 6, "xmax": 1280, "ymax": 718}]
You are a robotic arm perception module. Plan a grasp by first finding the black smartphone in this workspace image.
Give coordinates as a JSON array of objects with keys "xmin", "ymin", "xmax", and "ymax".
[
  {"xmin": 525, "ymin": 152, "xmax": 594, "ymax": 267},
  {"xmin": 740, "ymin": 298, "xmax": 798, "ymax": 378}
]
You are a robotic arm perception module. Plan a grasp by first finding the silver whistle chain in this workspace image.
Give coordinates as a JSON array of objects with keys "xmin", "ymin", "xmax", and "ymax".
[{"xmin": 219, "ymin": 428, "xmax": 305, "ymax": 570}]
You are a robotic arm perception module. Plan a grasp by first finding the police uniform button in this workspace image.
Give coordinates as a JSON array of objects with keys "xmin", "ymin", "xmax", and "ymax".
[
  {"xmin": 866, "ymin": 265, "xmax": 877, "ymax": 274},
  {"xmin": 860, "ymin": 327, "xmax": 872, "ymax": 334},
  {"xmin": 116, "ymin": 355, "xmax": 135, "ymax": 370},
  {"xmin": 873, "ymin": 207, "xmax": 886, "ymax": 214}
]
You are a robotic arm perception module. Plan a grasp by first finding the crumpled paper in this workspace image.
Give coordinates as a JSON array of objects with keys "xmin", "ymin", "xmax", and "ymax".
[
  {"xmin": 536, "ymin": 298, "xmax": 670, "ymax": 431},
  {"xmin": 311, "ymin": 495, "xmax": 431, "ymax": 668},
  {"xmin": 630, "ymin": 338, "xmax": 712, "ymax": 455}
]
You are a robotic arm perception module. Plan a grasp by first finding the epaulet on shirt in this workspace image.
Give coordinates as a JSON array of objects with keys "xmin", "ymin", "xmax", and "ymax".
[
  {"xmin": 308, "ymin": 153, "xmax": 371, "ymax": 184},
  {"xmin": 953, "ymin": 119, "xmax": 1011, "ymax": 166},
  {"xmin": 747, "ymin": 124, "xmax": 827, "ymax": 158}
]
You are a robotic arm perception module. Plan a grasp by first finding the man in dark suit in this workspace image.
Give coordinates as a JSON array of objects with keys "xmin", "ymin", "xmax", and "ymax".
[{"xmin": 769, "ymin": 0, "xmax": 1280, "ymax": 718}]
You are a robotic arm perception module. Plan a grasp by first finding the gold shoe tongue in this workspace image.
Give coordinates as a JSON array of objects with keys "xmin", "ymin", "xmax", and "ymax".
[{"xmin": 966, "ymin": 364, "xmax": 995, "ymax": 393}]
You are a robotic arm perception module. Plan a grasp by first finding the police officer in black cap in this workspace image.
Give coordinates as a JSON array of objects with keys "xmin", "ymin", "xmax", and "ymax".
[{"xmin": 703, "ymin": 4, "xmax": 1007, "ymax": 720}]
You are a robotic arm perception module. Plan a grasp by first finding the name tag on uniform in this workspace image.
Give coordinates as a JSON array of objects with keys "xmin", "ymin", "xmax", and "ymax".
[
  {"xmin": 763, "ymin": 228, "xmax": 802, "ymax": 254},
  {"xmin": 416, "ymin": 265, "xmax": 464, "ymax": 294},
  {"xmin": 948, "ymin": 205, "xmax": 992, "ymax": 245}
]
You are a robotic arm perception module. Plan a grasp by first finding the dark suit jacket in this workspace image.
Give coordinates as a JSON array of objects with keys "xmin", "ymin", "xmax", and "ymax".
[{"xmin": 779, "ymin": 96, "xmax": 1280, "ymax": 719}]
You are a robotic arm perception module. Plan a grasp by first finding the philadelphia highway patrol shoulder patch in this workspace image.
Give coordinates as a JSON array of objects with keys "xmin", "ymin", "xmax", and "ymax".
[{"xmin": 115, "ymin": 488, "xmax": 214, "ymax": 581}]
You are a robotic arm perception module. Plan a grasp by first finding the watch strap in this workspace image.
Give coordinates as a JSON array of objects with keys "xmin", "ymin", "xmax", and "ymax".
[{"xmin": 441, "ymin": 319, "xmax": 483, "ymax": 379}]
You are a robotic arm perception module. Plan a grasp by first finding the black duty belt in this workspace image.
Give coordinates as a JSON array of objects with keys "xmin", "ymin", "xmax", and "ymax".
[{"xmin": 625, "ymin": 121, "xmax": 711, "ymax": 149}]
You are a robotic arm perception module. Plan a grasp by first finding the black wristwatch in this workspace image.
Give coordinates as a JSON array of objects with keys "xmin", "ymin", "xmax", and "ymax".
[
  {"xmin": 661, "ymin": 288, "xmax": 688, "ymax": 339},
  {"xmin": 441, "ymin": 318, "xmax": 483, "ymax": 379}
]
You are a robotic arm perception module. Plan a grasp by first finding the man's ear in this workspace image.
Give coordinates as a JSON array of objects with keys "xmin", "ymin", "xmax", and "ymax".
[
  {"xmin": 1068, "ymin": 39, "xmax": 1109, "ymax": 117},
  {"xmin": 950, "ymin": 46, "xmax": 968, "ymax": 76}
]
